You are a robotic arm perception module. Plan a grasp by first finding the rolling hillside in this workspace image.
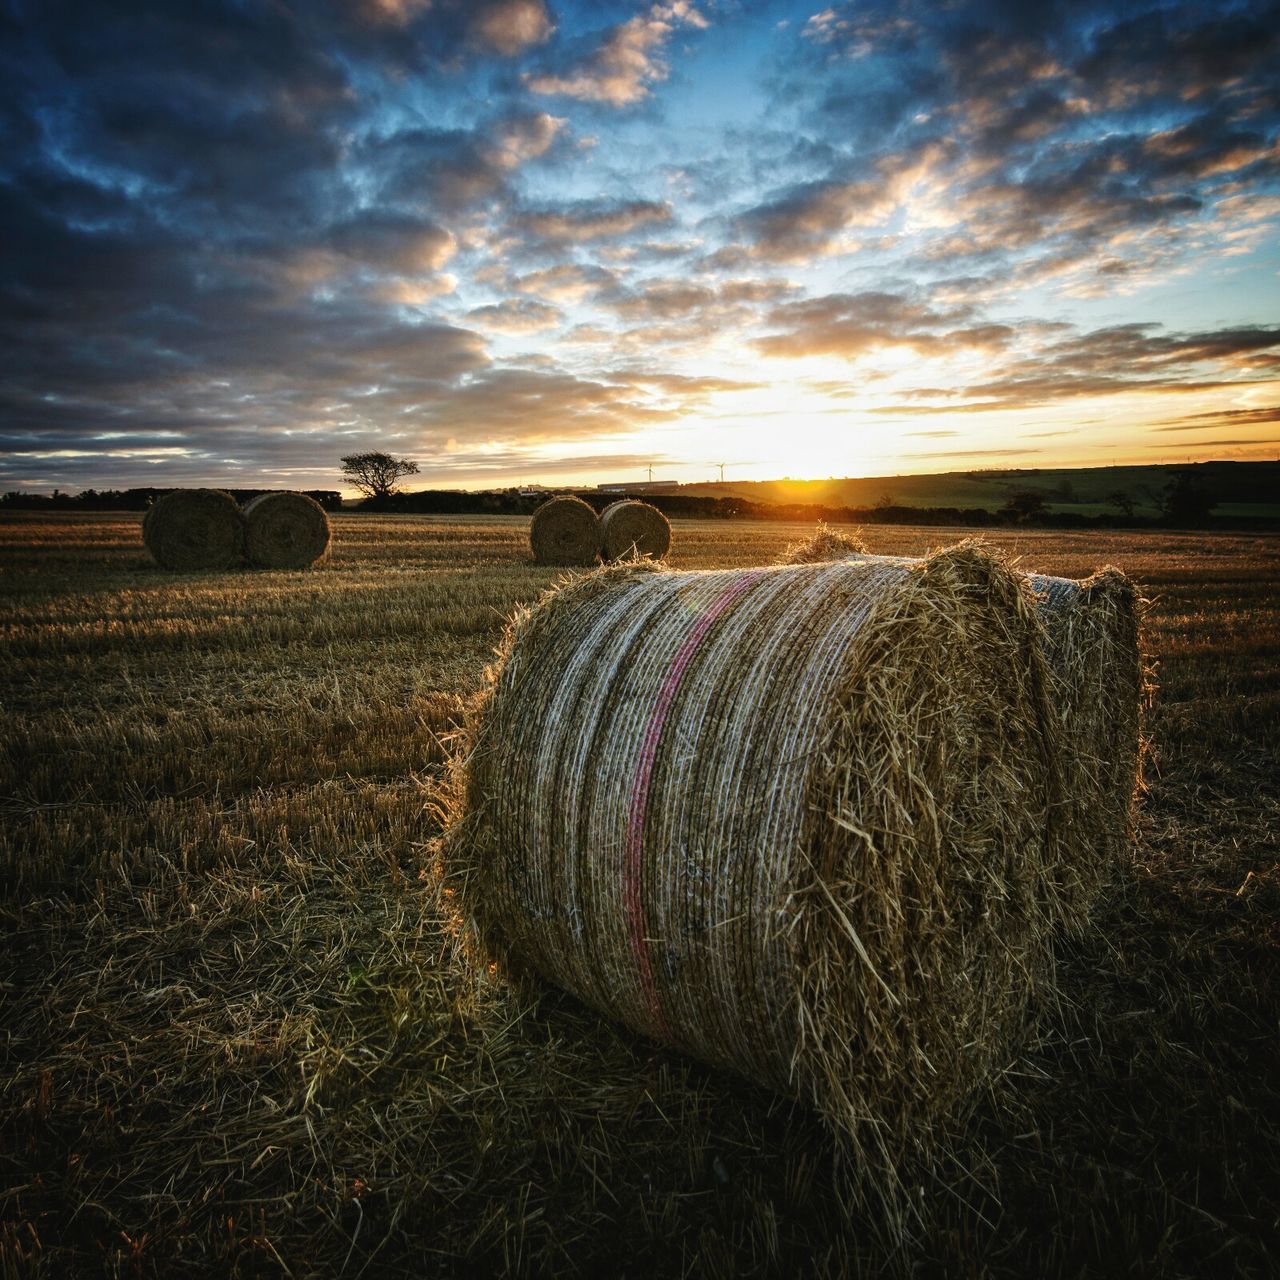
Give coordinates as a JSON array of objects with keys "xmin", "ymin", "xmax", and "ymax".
[{"xmin": 676, "ymin": 460, "xmax": 1280, "ymax": 518}]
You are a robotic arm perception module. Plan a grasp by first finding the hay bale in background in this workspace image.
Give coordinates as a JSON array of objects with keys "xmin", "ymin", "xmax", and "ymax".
[
  {"xmin": 142, "ymin": 489, "xmax": 245, "ymax": 571},
  {"xmin": 1029, "ymin": 569, "xmax": 1144, "ymax": 931},
  {"xmin": 244, "ymin": 491, "xmax": 332, "ymax": 569},
  {"xmin": 777, "ymin": 522, "xmax": 867, "ymax": 564},
  {"xmin": 529, "ymin": 495, "xmax": 600, "ymax": 566},
  {"xmin": 600, "ymin": 499, "xmax": 672, "ymax": 561},
  {"xmin": 447, "ymin": 546, "xmax": 1063, "ymax": 1205}
]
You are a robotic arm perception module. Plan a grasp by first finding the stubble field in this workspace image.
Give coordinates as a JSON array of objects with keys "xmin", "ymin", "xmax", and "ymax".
[{"xmin": 2, "ymin": 512, "xmax": 1278, "ymax": 1277}]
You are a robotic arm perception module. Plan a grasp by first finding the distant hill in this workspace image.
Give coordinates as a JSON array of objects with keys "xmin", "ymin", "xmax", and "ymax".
[{"xmin": 676, "ymin": 460, "xmax": 1280, "ymax": 520}]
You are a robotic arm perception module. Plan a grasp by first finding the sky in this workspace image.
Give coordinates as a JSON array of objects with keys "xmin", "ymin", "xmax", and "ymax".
[{"xmin": 1, "ymin": 0, "xmax": 1278, "ymax": 495}]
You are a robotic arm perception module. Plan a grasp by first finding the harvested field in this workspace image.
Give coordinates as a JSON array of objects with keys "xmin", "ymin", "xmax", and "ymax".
[{"xmin": 2, "ymin": 512, "xmax": 1277, "ymax": 1278}]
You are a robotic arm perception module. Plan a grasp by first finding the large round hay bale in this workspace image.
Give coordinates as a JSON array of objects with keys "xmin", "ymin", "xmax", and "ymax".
[
  {"xmin": 776, "ymin": 521, "xmax": 866, "ymax": 564},
  {"xmin": 1029, "ymin": 568, "xmax": 1144, "ymax": 931},
  {"xmin": 529, "ymin": 495, "xmax": 600, "ymax": 566},
  {"xmin": 600, "ymin": 499, "xmax": 672, "ymax": 561},
  {"xmin": 243, "ymin": 491, "xmax": 331, "ymax": 569},
  {"xmin": 446, "ymin": 545, "xmax": 1061, "ymax": 1189},
  {"xmin": 142, "ymin": 489, "xmax": 245, "ymax": 571}
]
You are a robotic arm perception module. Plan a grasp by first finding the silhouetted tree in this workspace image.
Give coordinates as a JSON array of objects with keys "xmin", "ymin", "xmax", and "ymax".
[
  {"xmin": 1106, "ymin": 489, "xmax": 1135, "ymax": 518},
  {"xmin": 340, "ymin": 451, "xmax": 420, "ymax": 499},
  {"xmin": 1159, "ymin": 470, "xmax": 1215, "ymax": 525},
  {"xmin": 1001, "ymin": 489, "xmax": 1049, "ymax": 521}
]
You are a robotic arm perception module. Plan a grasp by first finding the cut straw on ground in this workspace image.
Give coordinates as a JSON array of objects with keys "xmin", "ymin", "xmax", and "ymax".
[{"xmin": 776, "ymin": 523, "xmax": 867, "ymax": 564}]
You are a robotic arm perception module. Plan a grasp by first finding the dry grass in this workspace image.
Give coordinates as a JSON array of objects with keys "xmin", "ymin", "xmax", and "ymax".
[
  {"xmin": 1, "ymin": 512, "xmax": 1277, "ymax": 1277},
  {"xmin": 776, "ymin": 521, "xmax": 867, "ymax": 563}
]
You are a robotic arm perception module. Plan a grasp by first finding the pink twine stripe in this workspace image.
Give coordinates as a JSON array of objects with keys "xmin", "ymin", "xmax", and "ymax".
[{"xmin": 624, "ymin": 571, "xmax": 764, "ymax": 1038}]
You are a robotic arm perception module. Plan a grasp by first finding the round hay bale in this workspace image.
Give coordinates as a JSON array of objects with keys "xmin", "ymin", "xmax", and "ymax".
[
  {"xmin": 446, "ymin": 545, "xmax": 1062, "ymax": 1192},
  {"xmin": 1029, "ymin": 568, "xmax": 1144, "ymax": 931},
  {"xmin": 142, "ymin": 489, "xmax": 246, "ymax": 571},
  {"xmin": 600, "ymin": 499, "xmax": 672, "ymax": 561},
  {"xmin": 529, "ymin": 495, "xmax": 600, "ymax": 566},
  {"xmin": 776, "ymin": 521, "xmax": 866, "ymax": 564},
  {"xmin": 244, "ymin": 491, "xmax": 332, "ymax": 569}
]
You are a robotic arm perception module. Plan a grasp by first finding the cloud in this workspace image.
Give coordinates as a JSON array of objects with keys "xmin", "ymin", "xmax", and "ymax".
[
  {"xmin": 525, "ymin": 1, "xmax": 707, "ymax": 106},
  {"xmin": 409, "ymin": 362, "xmax": 746, "ymax": 441},
  {"xmin": 1151, "ymin": 405, "xmax": 1280, "ymax": 430},
  {"xmin": 513, "ymin": 197, "xmax": 674, "ymax": 241},
  {"xmin": 4, "ymin": 0, "xmax": 1280, "ymax": 492},
  {"xmin": 506, "ymin": 263, "xmax": 622, "ymax": 302},
  {"xmin": 358, "ymin": 0, "xmax": 553, "ymax": 54},
  {"xmin": 734, "ymin": 144, "xmax": 949, "ymax": 262},
  {"xmin": 361, "ymin": 111, "xmax": 567, "ymax": 212},
  {"xmin": 753, "ymin": 290, "xmax": 1011, "ymax": 358},
  {"xmin": 901, "ymin": 447, "xmax": 1045, "ymax": 459},
  {"xmin": 877, "ymin": 322, "xmax": 1280, "ymax": 412},
  {"xmin": 468, "ymin": 0, "xmax": 555, "ymax": 54},
  {"xmin": 1143, "ymin": 438, "xmax": 1280, "ymax": 448},
  {"xmin": 466, "ymin": 297, "xmax": 565, "ymax": 333},
  {"xmin": 759, "ymin": 0, "xmax": 1280, "ymax": 284},
  {"xmin": 324, "ymin": 213, "xmax": 458, "ymax": 274}
]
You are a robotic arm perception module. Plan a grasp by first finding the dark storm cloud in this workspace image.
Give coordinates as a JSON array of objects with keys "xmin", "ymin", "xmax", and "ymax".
[
  {"xmin": 0, "ymin": 0, "xmax": 666, "ymax": 486},
  {"xmin": 358, "ymin": 111, "xmax": 567, "ymax": 213}
]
